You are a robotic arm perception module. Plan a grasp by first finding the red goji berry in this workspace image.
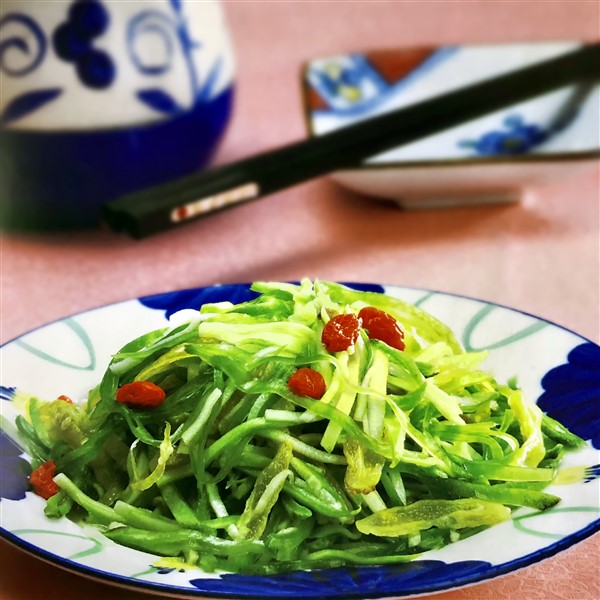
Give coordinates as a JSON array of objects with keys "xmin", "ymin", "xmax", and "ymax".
[
  {"xmin": 321, "ymin": 313, "xmax": 360, "ymax": 352},
  {"xmin": 29, "ymin": 460, "xmax": 60, "ymax": 500},
  {"xmin": 359, "ymin": 306, "xmax": 405, "ymax": 351},
  {"xmin": 288, "ymin": 368, "xmax": 326, "ymax": 399},
  {"xmin": 115, "ymin": 380, "xmax": 166, "ymax": 408}
]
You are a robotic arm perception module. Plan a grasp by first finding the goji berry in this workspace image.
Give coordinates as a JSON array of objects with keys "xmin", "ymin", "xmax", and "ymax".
[
  {"xmin": 321, "ymin": 313, "xmax": 360, "ymax": 352},
  {"xmin": 29, "ymin": 460, "xmax": 60, "ymax": 499},
  {"xmin": 116, "ymin": 380, "xmax": 166, "ymax": 408},
  {"xmin": 359, "ymin": 306, "xmax": 405, "ymax": 351},
  {"xmin": 288, "ymin": 368, "xmax": 326, "ymax": 399}
]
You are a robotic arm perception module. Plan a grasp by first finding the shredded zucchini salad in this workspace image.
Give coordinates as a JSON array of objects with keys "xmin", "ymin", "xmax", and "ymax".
[{"xmin": 15, "ymin": 280, "xmax": 584, "ymax": 574}]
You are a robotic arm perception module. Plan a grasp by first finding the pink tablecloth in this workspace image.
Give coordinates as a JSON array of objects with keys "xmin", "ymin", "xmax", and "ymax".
[{"xmin": 1, "ymin": 1, "xmax": 598, "ymax": 599}]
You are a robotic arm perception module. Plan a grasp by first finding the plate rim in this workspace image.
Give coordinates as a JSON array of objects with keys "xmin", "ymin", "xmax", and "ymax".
[{"xmin": 2, "ymin": 521, "xmax": 599, "ymax": 600}]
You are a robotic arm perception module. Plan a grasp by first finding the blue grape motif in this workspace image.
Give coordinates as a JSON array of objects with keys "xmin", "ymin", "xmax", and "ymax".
[
  {"xmin": 460, "ymin": 115, "xmax": 548, "ymax": 156},
  {"xmin": 76, "ymin": 49, "xmax": 113, "ymax": 89},
  {"xmin": 70, "ymin": 0, "xmax": 110, "ymax": 38},
  {"xmin": 52, "ymin": 0, "xmax": 115, "ymax": 89}
]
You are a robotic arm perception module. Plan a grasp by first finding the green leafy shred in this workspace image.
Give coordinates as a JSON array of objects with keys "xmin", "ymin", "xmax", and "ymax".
[{"xmin": 14, "ymin": 279, "xmax": 584, "ymax": 574}]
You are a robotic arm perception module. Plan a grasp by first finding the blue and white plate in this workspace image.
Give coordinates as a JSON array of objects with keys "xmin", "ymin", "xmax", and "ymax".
[{"xmin": 1, "ymin": 283, "xmax": 599, "ymax": 599}]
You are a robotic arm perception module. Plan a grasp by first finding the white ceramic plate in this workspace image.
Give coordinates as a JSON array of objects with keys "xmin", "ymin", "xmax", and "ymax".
[{"xmin": 1, "ymin": 283, "xmax": 599, "ymax": 599}]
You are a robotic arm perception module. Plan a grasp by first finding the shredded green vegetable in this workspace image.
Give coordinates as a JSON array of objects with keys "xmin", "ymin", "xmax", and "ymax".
[{"xmin": 17, "ymin": 279, "xmax": 584, "ymax": 574}]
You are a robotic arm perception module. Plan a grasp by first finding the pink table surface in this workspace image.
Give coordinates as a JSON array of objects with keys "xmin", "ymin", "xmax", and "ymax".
[{"xmin": 1, "ymin": 1, "xmax": 599, "ymax": 599}]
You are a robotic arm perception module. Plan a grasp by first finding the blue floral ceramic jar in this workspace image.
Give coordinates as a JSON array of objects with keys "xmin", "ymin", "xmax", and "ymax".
[{"xmin": 0, "ymin": 0, "xmax": 235, "ymax": 230}]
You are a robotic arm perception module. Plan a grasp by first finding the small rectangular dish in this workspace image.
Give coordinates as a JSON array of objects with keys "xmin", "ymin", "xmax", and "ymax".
[{"xmin": 302, "ymin": 41, "xmax": 600, "ymax": 208}]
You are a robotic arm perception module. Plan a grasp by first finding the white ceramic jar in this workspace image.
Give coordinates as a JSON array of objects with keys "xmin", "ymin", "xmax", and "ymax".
[{"xmin": 0, "ymin": 0, "xmax": 235, "ymax": 230}]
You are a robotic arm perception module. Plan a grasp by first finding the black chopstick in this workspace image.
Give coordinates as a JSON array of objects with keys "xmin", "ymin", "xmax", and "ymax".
[{"xmin": 102, "ymin": 43, "xmax": 600, "ymax": 238}]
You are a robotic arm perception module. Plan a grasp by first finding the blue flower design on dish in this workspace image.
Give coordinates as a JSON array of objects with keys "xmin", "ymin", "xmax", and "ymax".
[
  {"xmin": 311, "ymin": 58, "xmax": 372, "ymax": 104},
  {"xmin": 308, "ymin": 49, "xmax": 457, "ymax": 118},
  {"xmin": 188, "ymin": 560, "xmax": 491, "ymax": 598},
  {"xmin": 138, "ymin": 283, "xmax": 385, "ymax": 320},
  {"xmin": 0, "ymin": 431, "xmax": 30, "ymax": 501},
  {"xmin": 0, "ymin": 386, "xmax": 30, "ymax": 501},
  {"xmin": 460, "ymin": 115, "xmax": 548, "ymax": 156},
  {"xmin": 537, "ymin": 342, "xmax": 600, "ymax": 449},
  {"xmin": 139, "ymin": 284, "xmax": 259, "ymax": 319}
]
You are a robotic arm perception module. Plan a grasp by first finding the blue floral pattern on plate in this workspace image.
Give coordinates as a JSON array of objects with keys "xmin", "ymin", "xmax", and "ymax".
[
  {"xmin": 0, "ymin": 383, "xmax": 30, "ymax": 502},
  {"xmin": 0, "ymin": 430, "xmax": 30, "ymax": 501},
  {"xmin": 538, "ymin": 342, "xmax": 600, "ymax": 449},
  {"xmin": 139, "ymin": 282, "xmax": 385, "ymax": 319},
  {"xmin": 139, "ymin": 283, "xmax": 259, "ymax": 318},
  {"xmin": 188, "ymin": 560, "xmax": 491, "ymax": 598}
]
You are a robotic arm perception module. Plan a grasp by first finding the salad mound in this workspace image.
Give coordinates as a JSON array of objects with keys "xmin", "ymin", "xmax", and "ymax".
[{"xmin": 15, "ymin": 280, "xmax": 583, "ymax": 574}]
